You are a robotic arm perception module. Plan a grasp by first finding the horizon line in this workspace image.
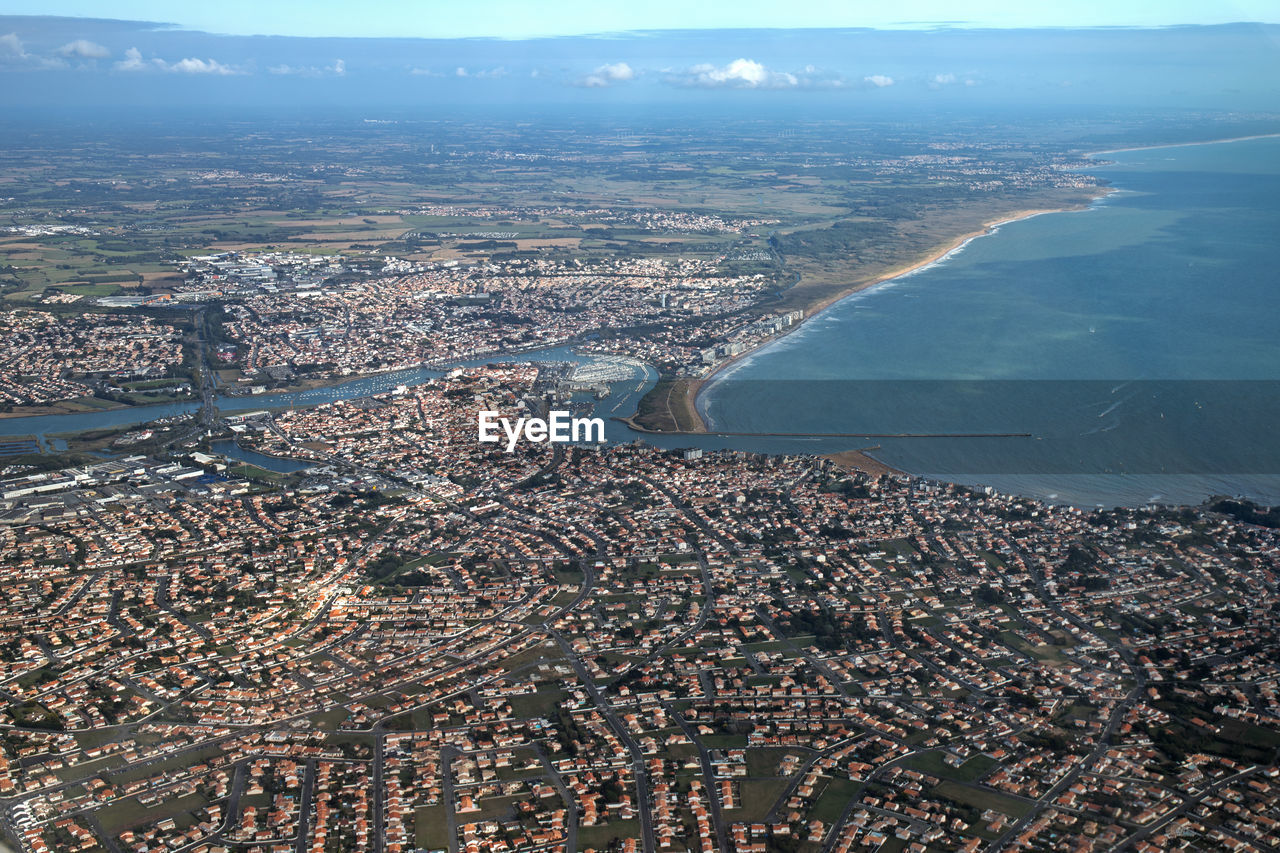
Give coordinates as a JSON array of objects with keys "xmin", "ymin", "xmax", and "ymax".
[{"xmin": 2, "ymin": 13, "xmax": 1278, "ymax": 43}]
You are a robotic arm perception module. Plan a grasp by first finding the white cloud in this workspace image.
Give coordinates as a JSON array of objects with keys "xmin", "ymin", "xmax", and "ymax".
[
  {"xmin": 0, "ymin": 32, "xmax": 28, "ymax": 59},
  {"xmin": 270, "ymin": 59, "xmax": 345, "ymax": 77},
  {"xmin": 665, "ymin": 59, "xmax": 849, "ymax": 90},
  {"xmin": 116, "ymin": 46, "xmax": 146, "ymax": 71},
  {"xmin": 671, "ymin": 58, "xmax": 801, "ymax": 89},
  {"xmin": 799, "ymin": 66, "xmax": 848, "ymax": 88},
  {"xmin": 116, "ymin": 46, "xmax": 238, "ymax": 75},
  {"xmin": 168, "ymin": 57, "xmax": 236, "ymax": 75},
  {"xmin": 864, "ymin": 74, "xmax": 895, "ymax": 87},
  {"xmin": 697, "ymin": 58, "xmax": 770, "ymax": 87},
  {"xmin": 0, "ymin": 32, "xmax": 76, "ymax": 69},
  {"xmin": 580, "ymin": 61, "xmax": 634, "ymax": 87},
  {"xmin": 0, "ymin": 31, "xmax": 62, "ymax": 67},
  {"xmin": 926, "ymin": 71, "xmax": 978, "ymax": 89},
  {"xmin": 454, "ymin": 65, "xmax": 506, "ymax": 79},
  {"xmin": 59, "ymin": 39, "xmax": 110, "ymax": 59}
]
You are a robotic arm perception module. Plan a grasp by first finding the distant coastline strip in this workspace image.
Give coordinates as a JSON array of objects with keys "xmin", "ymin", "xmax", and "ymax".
[
  {"xmin": 1085, "ymin": 131, "xmax": 1280, "ymax": 158},
  {"xmin": 615, "ymin": 418, "xmax": 1032, "ymax": 438}
]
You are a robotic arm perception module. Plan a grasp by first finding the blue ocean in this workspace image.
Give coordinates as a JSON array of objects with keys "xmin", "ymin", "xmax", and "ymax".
[{"xmin": 697, "ymin": 136, "xmax": 1280, "ymax": 507}]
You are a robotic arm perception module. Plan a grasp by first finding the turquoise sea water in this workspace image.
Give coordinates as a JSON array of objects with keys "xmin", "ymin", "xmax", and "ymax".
[{"xmin": 698, "ymin": 136, "xmax": 1280, "ymax": 507}]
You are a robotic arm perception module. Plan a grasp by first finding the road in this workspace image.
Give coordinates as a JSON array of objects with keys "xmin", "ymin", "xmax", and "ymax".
[
  {"xmin": 552, "ymin": 632, "xmax": 657, "ymax": 853},
  {"xmin": 666, "ymin": 702, "xmax": 730, "ymax": 853},
  {"xmin": 440, "ymin": 745, "xmax": 461, "ymax": 853},
  {"xmin": 535, "ymin": 744, "xmax": 578, "ymax": 853}
]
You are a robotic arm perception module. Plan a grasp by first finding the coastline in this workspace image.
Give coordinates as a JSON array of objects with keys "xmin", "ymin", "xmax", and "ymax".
[
  {"xmin": 1085, "ymin": 131, "xmax": 1280, "ymax": 158},
  {"xmin": 822, "ymin": 448, "xmax": 903, "ymax": 477},
  {"xmin": 681, "ymin": 194, "xmax": 1113, "ymax": 434},
  {"xmin": 682, "ymin": 130, "xmax": 1280, "ymax": 436}
]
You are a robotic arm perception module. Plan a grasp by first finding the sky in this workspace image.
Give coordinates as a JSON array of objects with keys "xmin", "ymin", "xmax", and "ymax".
[
  {"xmin": 2, "ymin": 0, "xmax": 1280, "ymax": 39},
  {"xmin": 0, "ymin": 4, "xmax": 1278, "ymax": 116}
]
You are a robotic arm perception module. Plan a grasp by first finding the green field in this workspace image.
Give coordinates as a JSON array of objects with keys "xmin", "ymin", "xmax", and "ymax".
[
  {"xmin": 810, "ymin": 777, "xmax": 862, "ymax": 823},
  {"xmin": 97, "ymin": 791, "xmax": 210, "ymax": 837},
  {"xmin": 902, "ymin": 751, "xmax": 998, "ymax": 784},
  {"xmin": 738, "ymin": 777, "xmax": 791, "ymax": 817},
  {"xmin": 933, "ymin": 781, "xmax": 1033, "ymax": 819},
  {"xmin": 415, "ymin": 804, "xmax": 450, "ymax": 849},
  {"xmin": 578, "ymin": 819, "xmax": 641, "ymax": 848}
]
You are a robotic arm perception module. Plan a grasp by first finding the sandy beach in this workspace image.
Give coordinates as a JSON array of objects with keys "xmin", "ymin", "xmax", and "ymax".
[
  {"xmin": 822, "ymin": 448, "xmax": 903, "ymax": 477},
  {"xmin": 674, "ymin": 196, "xmax": 1112, "ymax": 433}
]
